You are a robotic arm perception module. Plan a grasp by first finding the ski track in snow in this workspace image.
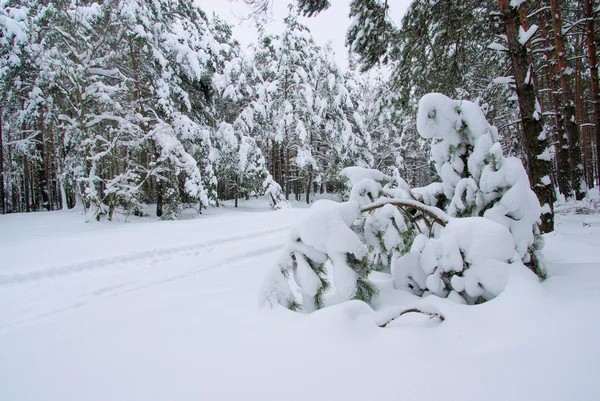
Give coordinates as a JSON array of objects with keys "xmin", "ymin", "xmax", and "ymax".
[
  {"xmin": 0, "ymin": 225, "xmax": 290, "ymax": 333},
  {"xmin": 0, "ymin": 225, "xmax": 290, "ymax": 286}
]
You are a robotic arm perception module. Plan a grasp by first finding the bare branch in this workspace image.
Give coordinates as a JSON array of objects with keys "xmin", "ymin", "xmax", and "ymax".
[
  {"xmin": 360, "ymin": 198, "xmax": 449, "ymax": 227},
  {"xmin": 378, "ymin": 308, "xmax": 446, "ymax": 327}
]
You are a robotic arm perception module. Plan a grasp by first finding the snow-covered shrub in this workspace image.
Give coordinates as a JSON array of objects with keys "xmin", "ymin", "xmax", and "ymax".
[
  {"xmin": 393, "ymin": 217, "xmax": 523, "ymax": 304},
  {"xmin": 263, "ymin": 174, "xmax": 291, "ymax": 210},
  {"xmin": 416, "ymin": 93, "xmax": 545, "ymax": 276},
  {"xmin": 160, "ymin": 188, "xmax": 184, "ymax": 221},
  {"xmin": 104, "ymin": 171, "xmax": 144, "ymax": 221},
  {"xmin": 259, "ymin": 93, "xmax": 546, "ymax": 311},
  {"xmin": 258, "ymin": 200, "xmax": 376, "ymax": 312},
  {"xmin": 341, "ymin": 167, "xmax": 416, "ymax": 273}
]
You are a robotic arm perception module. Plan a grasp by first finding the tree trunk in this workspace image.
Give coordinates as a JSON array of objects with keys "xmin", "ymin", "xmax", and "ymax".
[
  {"xmin": 235, "ymin": 176, "xmax": 239, "ymax": 208},
  {"xmin": 285, "ymin": 146, "xmax": 291, "ymax": 200},
  {"xmin": 575, "ymin": 47, "xmax": 594, "ymax": 188},
  {"xmin": 306, "ymin": 166, "xmax": 312, "ymax": 204},
  {"xmin": 500, "ymin": 0, "xmax": 555, "ymax": 232},
  {"xmin": 156, "ymin": 179, "xmax": 163, "ymax": 217},
  {"xmin": 45, "ymin": 120, "xmax": 57, "ymax": 210},
  {"xmin": 36, "ymin": 111, "xmax": 50, "ymax": 210},
  {"xmin": 0, "ymin": 110, "xmax": 4, "ymax": 214},
  {"xmin": 550, "ymin": 0, "xmax": 585, "ymax": 199},
  {"xmin": 585, "ymin": 0, "xmax": 600, "ymax": 188},
  {"xmin": 23, "ymin": 155, "xmax": 31, "ymax": 213},
  {"xmin": 272, "ymin": 141, "xmax": 283, "ymax": 185},
  {"xmin": 59, "ymin": 176, "xmax": 68, "ymax": 211},
  {"xmin": 537, "ymin": 0, "xmax": 572, "ymax": 195},
  {"xmin": 7, "ymin": 130, "xmax": 16, "ymax": 212},
  {"xmin": 550, "ymin": 74, "xmax": 572, "ymax": 195}
]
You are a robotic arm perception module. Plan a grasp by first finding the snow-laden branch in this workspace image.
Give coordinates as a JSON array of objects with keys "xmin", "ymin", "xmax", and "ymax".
[{"xmin": 360, "ymin": 198, "xmax": 449, "ymax": 227}]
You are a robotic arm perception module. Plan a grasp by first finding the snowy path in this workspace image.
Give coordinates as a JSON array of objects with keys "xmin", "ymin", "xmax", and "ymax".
[
  {"xmin": 1, "ymin": 206, "xmax": 599, "ymax": 401},
  {"xmin": 1, "ymin": 225, "xmax": 289, "ymax": 285},
  {"xmin": 0, "ymin": 206, "xmax": 304, "ymax": 334},
  {"xmin": 0, "ymin": 227, "xmax": 288, "ymax": 333}
]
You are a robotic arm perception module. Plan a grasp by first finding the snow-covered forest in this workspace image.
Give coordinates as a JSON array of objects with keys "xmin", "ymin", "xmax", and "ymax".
[
  {"xmin": 1, "ymin": 0, "xmax": 599, "ymax": 221},
  {"xmin": 1, "ymin": 1, "xmax": 600, "ymax": 400},
  {"xmin": 0, "ymin": 0, "xmax": 403, "ymax": 220}
]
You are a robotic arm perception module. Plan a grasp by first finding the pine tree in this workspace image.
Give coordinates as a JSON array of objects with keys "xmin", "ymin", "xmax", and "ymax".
[
  {"xmin": 252, "ymin": 9, "xmax": 322, "ymax": 200},
  {"xmin": 585, "ymin": 0, "xmax": 600, "ymax": 188},
  {"xmin": 260, "ymin": 95, "xmax": 548, "ymax": 310},
  {"xmin": 499, "ymin": 0, "xmax": 554, "ymax": 233},
  {"xmin": 549, "ymin": 0, "xmax": 585, "ymax": 199},
  {"xmin": 0, "ymin": 0, "xmax": 240, "ymax": 218}
]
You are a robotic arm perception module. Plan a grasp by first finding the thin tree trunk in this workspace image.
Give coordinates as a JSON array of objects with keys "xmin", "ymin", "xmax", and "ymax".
[
  {"xmin": 575, "ymin": 47, "xmax": 594, "ymax": 188},
  {"xmin": 156, "ymin": 178, "xmax": 163, "ymax": 218},
  {"xmin": 235, "ymin": 176, "xmax": 239, "ymax": 208},
  {"xmin": 306, "ymin": 166, "xmax": 312, "ymax": 204},
  {"xmin": 23, "ymin": 154, "xmax": 31, "ymax": 212},
  {"xmin": 22, "ymin": 118, "xmax": 31, "ymax": 213},
  {"xmin": 538, "ymin": 0, "xmax": 572, "ymax": 195},
  {"xmin": 37, "ymin": 111, "xmax": 50, "ymax": 210},
  {"xmin": 585, "ymin": 0, "xmax": 600, "ymax": 188},
  {"xmin": 129, "ymin": 36, "xmax": 152, "ymax": 200},
  {"xmin": 285, "ymin": 146, "xmax": 291, "ymax": 200},
  {"xmin": 45, "ymin": 120, "xmax": 55, "ymax": 210},
  {"xmin": 550, "ymin": 0, "xmax": 585, "ymax": 199},
  {"xmin": 8, "ymin": 130, "xmax": 16, "ymax": 212},
  {"xmin": 272, "ymin": 141, "xmax": 282, "ymax": 185},
  {"xmin": 0, "ymin": 110, "xmax": 4, "ymax": 214},
  {"xmin": 500, "ymin": 0, "xmax": 555, "ymax": 232},
  {"xmin": 59, "ymin": 176, "xmax": 68, "ymax": 211}
]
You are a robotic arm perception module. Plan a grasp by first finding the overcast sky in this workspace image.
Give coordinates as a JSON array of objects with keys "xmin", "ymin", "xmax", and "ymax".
[{"xmin": 197, "ymin": 0, "xmax": 412, "ymax": 68}]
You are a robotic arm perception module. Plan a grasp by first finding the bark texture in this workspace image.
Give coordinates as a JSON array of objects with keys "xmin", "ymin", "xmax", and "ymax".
[{"xmin": 500, "ymin": 0, "xmax": 554, "ymax": 233}]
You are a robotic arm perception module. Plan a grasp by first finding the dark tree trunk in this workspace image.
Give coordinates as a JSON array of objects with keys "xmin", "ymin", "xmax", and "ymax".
[
  {"xmin": 575, "ymin": 48, "xmax": 594, "ymax": 188},
  {"xmin": 0, "ymin": 110, "xmax": 4, "ymax": 214},
  {"xmin": 285, "ymin": 146, "xmax": 291, "ymax": 200},
  {"xmin": 550, "ymin": 0, "xmax": 585, "ymax": 199},
  {"xmin": 235, "ymin": 176, "xmax": 239, "ymax": 208},
  {"xmin": 156, "ymin": 179, "xmax": 163, "ymax": 217},
  {"xmin": 45, "ymin": 121, "xmax": 56, "ymax": 210},
  {"xmin": 537, "ymin": 1, "xmax": 572, "ymax": 195},
  {"xmin": 585, "ymin": 0, "xmax": 600, "ymax": 188},
  {"xmin": 306, "ymin": 166, "xmax": 312, "ymax": 204},
  {"xmin": 8, "ymin": 130, "xmax": 16, "ymax": 212},
  {"xmin": 500, "ymin": 0, "xmax": 555, "ymax": 232},
  {"xmin": 551, "ymin": 77, "xmax": 573, "ymax": 195},
  {"xmin": 36, "ymin": 112, "xmax": 50, "ymax": 210},
  {"xmin": 23, "ymin": 155, "xmax": 31, "ymax": 213}
]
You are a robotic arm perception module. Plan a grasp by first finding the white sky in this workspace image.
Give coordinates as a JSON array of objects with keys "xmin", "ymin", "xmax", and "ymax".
[{"xmin": 197, "ymin": 0, "xmax": 412, "ymax": 68}]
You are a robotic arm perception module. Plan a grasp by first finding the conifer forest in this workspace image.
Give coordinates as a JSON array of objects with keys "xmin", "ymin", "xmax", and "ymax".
[
  {"xmin": 2, "ymin": 2, "xmax": 600, "ymax": 400},
  {"xmin": 2, "ymin": 0, "xmax": 597, "ymax": 221}
]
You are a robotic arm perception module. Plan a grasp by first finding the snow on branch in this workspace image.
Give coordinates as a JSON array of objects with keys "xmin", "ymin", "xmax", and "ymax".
[
  {"xmin": 260, "ymin": 92, "xmax": 547, "ymax": 314},
  {"xmin": 518, "ymin": 24, "xmax": 538, "ymax": 46},
  {"xmin": 360, "ymin": 198, "xmax": 449, "ymax": 227}
]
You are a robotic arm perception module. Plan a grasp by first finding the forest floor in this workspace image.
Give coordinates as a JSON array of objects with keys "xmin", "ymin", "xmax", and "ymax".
[{"xmin": 1, "ymin": 198, "xmax": 599, "ymax": 401}]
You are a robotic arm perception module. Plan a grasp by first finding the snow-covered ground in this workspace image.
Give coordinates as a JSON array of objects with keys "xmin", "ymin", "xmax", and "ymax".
[{"xmin": 1, "ymin": 201, "xmax": 599, "ymax": 401}]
